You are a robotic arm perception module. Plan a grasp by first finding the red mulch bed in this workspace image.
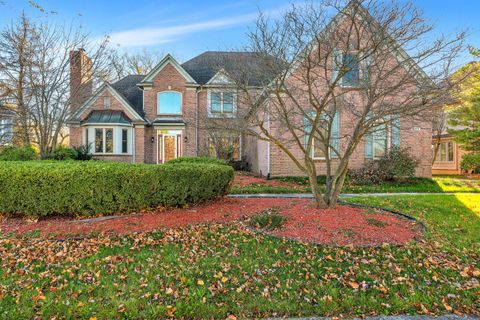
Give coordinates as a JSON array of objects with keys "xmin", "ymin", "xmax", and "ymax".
[
  {"xmin": 0, "ymin": 198, "xmax": 421, "ymax": 246},
  {"xmin": 233, "ymin": 173, "xmax": 300, "ymax": 188}
]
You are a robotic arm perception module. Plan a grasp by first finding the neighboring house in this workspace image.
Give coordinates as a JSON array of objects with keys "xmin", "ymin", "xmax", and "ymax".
[
  {"xmin": 432, "ymin": 62, "xmax": 479, "ymax": 175},
  {"xmin": 0, "ymin": 103, "xmax": 14, "ymax": 146},
  {"xmin": 432, "ymin": 133, "xmax": 465, "ymax": 175},
  {"xmin": 68, "ymin": 5, "xmax": 433, "ymax": 177}
]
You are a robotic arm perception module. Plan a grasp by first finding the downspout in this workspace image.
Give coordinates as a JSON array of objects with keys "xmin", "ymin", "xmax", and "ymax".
[
  {"xmin": 195, "ymin": 86, "xmax": 204, "ymax": 156},
  {"xmin": 132, "ymin": 125, "xmax": 135, "ymax": 164}
]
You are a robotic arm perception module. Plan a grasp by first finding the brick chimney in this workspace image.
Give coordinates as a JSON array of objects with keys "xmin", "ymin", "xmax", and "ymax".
[{"xmin": 70, "ymin": 49, "xmax": 93, "ymax": 111}]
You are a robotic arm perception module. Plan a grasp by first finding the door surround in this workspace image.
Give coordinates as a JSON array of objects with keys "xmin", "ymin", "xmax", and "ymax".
[{"xmin": 157, "ymin": 129, "xmax": 182, "ymax": 164}]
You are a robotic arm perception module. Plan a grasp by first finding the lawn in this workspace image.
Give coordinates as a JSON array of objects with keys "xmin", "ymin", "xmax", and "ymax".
[
  {"xmin": 231, "ymin": 174, "xmax": 480, "ymax": 194},
  {"xmin": 0, "ymin": 195, "xmax": 479, "ymax": 318}
]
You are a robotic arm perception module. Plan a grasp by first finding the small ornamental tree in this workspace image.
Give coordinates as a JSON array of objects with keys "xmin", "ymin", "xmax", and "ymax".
[
  {"xmin": 447, "ymin": 62, "xmax": 480, "ymax": 155},
  {"xmin": 215, "ymin": 0, "xmax": 465, "ymax": 207}
]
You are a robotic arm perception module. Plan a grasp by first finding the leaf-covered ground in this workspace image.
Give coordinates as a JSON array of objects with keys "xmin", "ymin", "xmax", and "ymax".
[{"xmin": 0, "ymin": 195, "xmax": 479, "ymax": 319}]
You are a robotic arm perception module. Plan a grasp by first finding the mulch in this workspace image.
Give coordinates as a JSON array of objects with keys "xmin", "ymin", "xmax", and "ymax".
[
  {"xmin": 233, "ymin": 174, "xmax": 302, "ymax": 188},
  {"xmin": 0, "ymin": 198, "xmax": 421, "ymax": 246}
]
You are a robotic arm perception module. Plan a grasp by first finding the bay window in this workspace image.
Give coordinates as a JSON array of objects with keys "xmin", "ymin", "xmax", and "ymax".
[{"xmin": 95, "ymin": 128, "xmax": 113, "ymax": 154}]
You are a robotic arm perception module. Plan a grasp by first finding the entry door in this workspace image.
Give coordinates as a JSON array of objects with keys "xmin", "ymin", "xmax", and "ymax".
[
  {"xmin": 158, "ymin": 133, "xmax": 182, "ymax": 163},
  {"xmin": 163, "ymin": 135, "xmax": 176, "ymax": 162}
]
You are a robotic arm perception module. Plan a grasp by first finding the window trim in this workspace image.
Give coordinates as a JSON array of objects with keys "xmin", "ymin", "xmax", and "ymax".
[
  {"xmin": 340, "ymin": 52, "xmax": 360, "ymax": 88},
  {"xmin": 121, "ymin": 128, "xmax": 128, "ymax": 154},
  {"xmin": 435, "ymin": 140, "xmax": 455, "ymax": 163},
  {"xmin": 333, "ymin": 50, "xmax": 370, "ymax": 89},
  {"xmin": 157, "ymin": 91, "xmax": 182, "ymax": 115},
  {"xmin": 207, "ymin": 90, "xmax": 236, "ymax": 117},
  {"xmin": 93, "ymin": 127, "xmax": 114, "ymax": 155}
]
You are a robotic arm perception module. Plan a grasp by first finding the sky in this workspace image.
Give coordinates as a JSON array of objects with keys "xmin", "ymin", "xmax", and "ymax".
[{"xmin": 0, "ymin": 0, "xmax": 479, "ymax": 64}]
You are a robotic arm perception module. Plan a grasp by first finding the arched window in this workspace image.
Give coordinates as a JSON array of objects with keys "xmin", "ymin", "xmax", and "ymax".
[{"xmin": 158, "ymin": 91, "xmax": 182, "ymax": 114}]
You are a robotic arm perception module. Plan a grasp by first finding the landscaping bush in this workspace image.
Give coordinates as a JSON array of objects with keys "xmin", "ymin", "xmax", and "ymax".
[
  {"xmin": 166, "ymin": 156, "xmax": 229, "ymax": 166},
  {"xmin": 0, "ymin": 161, "xmax": 234, "ymax": 218},
  {"xmin": 0, "ymin": 145, "xmax": 39, "ymax": 161},
  {"xmin": 47, "ymin": 145, "xmax": 78, "ymax": 161},
  {"xmin": 73, "ymin": 143, "xmax": 93, "ymax": 161},
  {"xmin": 349, "ymin": 147, "xmax": 419, "ymax": 184},
  {"xmin": 460, "ymin": 154, "xmax": 480, "ymax": 173},
  {"xmin": 248, "ymin": 208, "xmax": 287, "ymax": 231}
]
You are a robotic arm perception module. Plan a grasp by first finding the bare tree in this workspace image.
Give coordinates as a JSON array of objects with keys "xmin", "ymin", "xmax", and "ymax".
[
  {"xmin": 103, "ymin": 48, "xmax": 166, "ymax": 81},
  {"xmin": 0, "ymin": 13, "xmax": 35, "ymax": 145},
  {"xmin": 220, "ymin": 0, "xmax": 465, "ymax": 207},
  {"xmin": 0, "ymin": 14, "xmax": 110, "ymax": 157}
]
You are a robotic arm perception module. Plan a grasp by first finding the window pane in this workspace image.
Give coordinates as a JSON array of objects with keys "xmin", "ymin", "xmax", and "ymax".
[
  {"xmin": 448, "ymin": 141, "xmax": 454, "ymax": 162},
  {"xmin": 373, "ymin": 125, "xmax": 387, "ymax": 158},
  {"xmin": 105, "ymin": 129, "xmax": 113, "ymax": 153},
  {"xmin": 342, "ymin": 54, "xmax": 359, "ymax": 87},
  {"xmin": 313, "ymin": 137, "xmax": 327, "ymax": 159},
  {"xmin": 122, "ymin": 129, "xmax": 128, "ymax": 154},
  {"xmin": 95, "ymin": 129, "xmax": 103, "ymax": 153},
  {"xmin": 211, "ymin": 93, "xmax": 221, "ymax": 113},
  {"xmin": 158, "ymin": 92, "xmax": 181, "ymax": 114},
  {"xmin": 223, "ymin": 93, "xmax": 234, "ymax": 113},
  {"xmin": 440, "ymin": 142, "xmax": 446, "ymax": 161}
]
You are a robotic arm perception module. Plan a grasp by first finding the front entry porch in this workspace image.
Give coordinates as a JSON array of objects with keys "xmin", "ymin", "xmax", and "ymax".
[{"xmin": 157, "ymin": 129, "xmax": 183, "ymax": 164}]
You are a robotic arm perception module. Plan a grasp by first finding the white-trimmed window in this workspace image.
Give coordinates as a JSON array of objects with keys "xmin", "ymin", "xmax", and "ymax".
[
  {"xmin": 364, "ymin": 118, "xmax": 401, "ymax": 159},
  {"xmin": 94, "ymin": 128, "xmax": 114, "ymax": 154},
  {"xmin": 209, "ymin": 91, "xmax": 235, "ymax": 116},
  {"xmin": 121, "ymin": 129, "xmax": 128, "ymax": 154},
  {"xmin": 332, "ymin": 51, "xmax": 372, "ymax": 88},
  {"xmin": 84, "ymin": 127, "xmax": 132, "ymax": 155},
  {"xmin": 158, "ymin": 91, "xmax": 182, "ymax": 115},
  {"xmin": 304, "ymin": 112, "xmax": 340, "ymax": 160},
  {"xmin": 435, "ymin": 141, "xmax": 454, "ymax": 162}
]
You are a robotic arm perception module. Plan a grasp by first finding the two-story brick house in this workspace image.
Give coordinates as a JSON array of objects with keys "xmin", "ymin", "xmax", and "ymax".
[{"xmin": 68, "ymin": 4, "xmax": 433, "ymax": 178}]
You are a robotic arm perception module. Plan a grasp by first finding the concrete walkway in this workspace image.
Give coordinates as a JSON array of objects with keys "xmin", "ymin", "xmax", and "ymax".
[
  {"xmin": 229, "ymin": 192, "xmax": 460, "ymax": 198},
  {"xmin": 266, "ymin": 316, "xmax": 479, "ymax": 320}
]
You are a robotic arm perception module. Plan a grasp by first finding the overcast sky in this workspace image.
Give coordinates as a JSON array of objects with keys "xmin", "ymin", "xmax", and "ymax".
[{"xmin": 0, "ymin": 0, "xmax": 478, "ymax": 64}]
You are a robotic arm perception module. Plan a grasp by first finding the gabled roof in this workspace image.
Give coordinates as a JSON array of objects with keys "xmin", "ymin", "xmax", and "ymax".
[
  {"xmin": 285, "ymin": 0, "xmax": 432, "ymax": 86},
  {"xmin": 139, "ymin": 54, "xmax": 197, "ymax": 85},
  {"xmin": 69, "ymin": 83, "xmax": 146, "ymax": 124},
  {"xmin": 181, "ymin": 51, "xmax": 283, "ymax": 86}
]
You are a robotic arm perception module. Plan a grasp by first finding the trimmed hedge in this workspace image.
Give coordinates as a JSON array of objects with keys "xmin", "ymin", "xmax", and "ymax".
[
  {"xmin": 0, "ymin": 161, "xmax": 234, "ymax": 218},
  {"xmin": 166, "ymin": 156, "xmax": 229, "ymax": 166}
]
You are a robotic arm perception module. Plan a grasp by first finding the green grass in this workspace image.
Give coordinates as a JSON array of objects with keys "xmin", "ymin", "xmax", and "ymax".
[
  {"xmin": 0, "ymin": 194, "xmax": 479, "ymax": 318},
  {"xmin": 248, "ymin": 207, "xmax": 287, "ymax": 230},
  {"xmin": 231, "ymin": 175, "xmax": 480, "ymax": 194}
]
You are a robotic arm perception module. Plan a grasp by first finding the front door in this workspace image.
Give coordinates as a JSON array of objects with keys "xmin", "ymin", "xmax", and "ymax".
[
  {"xmin": 163, "ymin": 135, "xmax": 176, "ymax": 162},
  {"xmin": 157, "ymin": 130, "xmax": 182, "ymax": 164}
]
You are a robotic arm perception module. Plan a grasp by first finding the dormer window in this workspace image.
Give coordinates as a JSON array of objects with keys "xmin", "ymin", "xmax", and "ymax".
[
  {"xmin": 103, "ymin": 96, "xmax": 110, "ymax": 108},
  {"xmin": 158, "ymin": 91, "xmax": 182, "ymax": 115},
  {"xmin": 209, "ymin": 91, "xmax": 235, "ymax": 116}
]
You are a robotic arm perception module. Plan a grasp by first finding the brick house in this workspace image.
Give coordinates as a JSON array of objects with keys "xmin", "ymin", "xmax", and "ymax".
[{"xmin": 68, "ymin": 6, "xmax": 433, "ymax": 177}]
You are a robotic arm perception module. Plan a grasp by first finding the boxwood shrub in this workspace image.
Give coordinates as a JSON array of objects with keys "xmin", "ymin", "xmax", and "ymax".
[
  {"xmin": 166, "ymin": 156, "xmax": 229, "ymax": 166},
  {"xmin": 0, "ymin": 161, "xmax": 234, "ymax": 218}
]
